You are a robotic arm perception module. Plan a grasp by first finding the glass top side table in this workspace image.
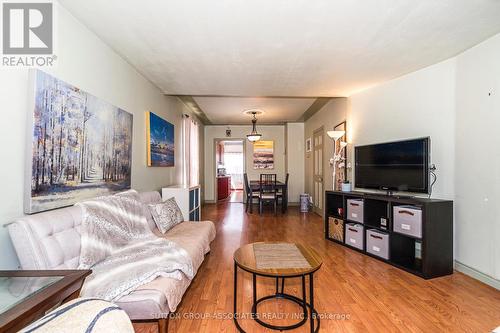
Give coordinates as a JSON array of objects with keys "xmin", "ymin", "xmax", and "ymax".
[{"xmin": 0, "ymin": 276, "xmax": 64, "ymax": 313}]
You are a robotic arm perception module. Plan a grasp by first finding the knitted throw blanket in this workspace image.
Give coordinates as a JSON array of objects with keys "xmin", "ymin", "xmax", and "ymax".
[{"xmin": 76, "ymin": 194, "xmax": 194, "ymax": 301}]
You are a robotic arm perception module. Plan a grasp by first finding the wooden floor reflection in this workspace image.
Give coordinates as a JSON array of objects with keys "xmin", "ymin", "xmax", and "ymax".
[{"xmin": 134, "ymin": 202, "xmax": 500, "ymax": 333}]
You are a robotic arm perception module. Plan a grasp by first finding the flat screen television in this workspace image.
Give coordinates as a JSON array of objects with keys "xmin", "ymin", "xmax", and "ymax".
[{"xmin": 354, "ymin": 137, "xmax": 430, "ymax": 194}]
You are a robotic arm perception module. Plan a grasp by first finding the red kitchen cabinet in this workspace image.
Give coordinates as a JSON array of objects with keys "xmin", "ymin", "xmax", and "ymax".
[{"xmin": 217, "ymin": 176, "xmax": 231, "ymax": 200}]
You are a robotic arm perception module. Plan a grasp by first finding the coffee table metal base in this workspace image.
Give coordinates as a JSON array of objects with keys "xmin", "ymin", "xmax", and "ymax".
[{"xmin": 233, "ymin": 263, "xmax": 320, "ymax": 333}]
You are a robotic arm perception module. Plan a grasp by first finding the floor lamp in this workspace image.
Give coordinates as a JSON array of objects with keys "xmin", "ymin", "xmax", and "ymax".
[{"xmin": 327, "ymin": 130, "xmax": 347, "ymax": 191}]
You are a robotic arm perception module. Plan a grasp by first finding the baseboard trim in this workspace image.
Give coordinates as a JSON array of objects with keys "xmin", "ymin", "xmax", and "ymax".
[
  {"xmin": 454, "ymin": 261, "xmax": 500, "ymax": 290},
  {"xmin": 204, "ymin": 200, "xmax": 216, "ymax": 204}
]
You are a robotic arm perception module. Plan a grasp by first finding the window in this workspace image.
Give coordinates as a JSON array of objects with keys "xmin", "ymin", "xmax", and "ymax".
[
  {"xmin": 182, "ymin": 115, "xmax": 200, "ymax": 186},
  {"xmin": 222, "ymin": 141, "xmax": 244, "ymax": 190}
]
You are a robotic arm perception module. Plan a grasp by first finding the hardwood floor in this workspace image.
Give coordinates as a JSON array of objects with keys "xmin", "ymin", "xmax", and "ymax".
[
  {"xmin": 230, "ymin": 190, "xmax": 244, "ymax": 203},
  {"xmin": 134, "ymin": 202, "xmax": 500, "ymax": 333}
]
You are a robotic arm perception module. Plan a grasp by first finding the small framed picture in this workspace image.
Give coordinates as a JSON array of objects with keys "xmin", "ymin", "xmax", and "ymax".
[{"xmin": 306, "ymin": 138, "xmax": 312, "ymax": 152}]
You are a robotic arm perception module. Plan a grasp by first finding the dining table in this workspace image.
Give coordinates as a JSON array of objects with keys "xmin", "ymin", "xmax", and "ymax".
[{"xmin": 249, "ymin": 180, "xmax": 288, "ymax": 213}]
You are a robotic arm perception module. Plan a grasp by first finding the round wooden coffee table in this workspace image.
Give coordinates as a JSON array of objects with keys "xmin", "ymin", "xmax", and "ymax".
[{"xmin": 233, "ymin": 242, "xmax": 322, "ymax": 332}]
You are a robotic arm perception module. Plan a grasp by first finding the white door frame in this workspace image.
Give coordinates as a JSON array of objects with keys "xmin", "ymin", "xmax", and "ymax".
[{"xmin": 213, "ymin": 138, "xmax": 246, "ymax": 202}]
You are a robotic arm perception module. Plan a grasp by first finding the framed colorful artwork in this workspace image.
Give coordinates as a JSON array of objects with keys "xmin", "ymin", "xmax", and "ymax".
[
  {"xmin": 253, "ymin": 140, "xmax": 274, "ymax": 169},
  {"xmin": 146, "ymin": 112, "xmax": 175, "ymax": 167}
]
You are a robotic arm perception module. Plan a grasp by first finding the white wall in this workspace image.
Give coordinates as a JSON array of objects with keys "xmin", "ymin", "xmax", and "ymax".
[
  {"xmin": 347, "ymin": 59, "xmax": 456, "ymax": 199},
  {"xmin": 345, "ymin": 33, "xmax": 500, "ymax": 285},
  {"xmin": 0, "ymin": 3, "xmax": 200, "ymax": 269},
  {"xmin": 304, "ymin": 98, "xmax": 348, "ymax": 203},
  {"xmin": 285, "ymin": 123, "xmax": 305, "ymax": 203},
  {"xmin": 455, "ymin": 33, "xmax": 500, "ymax": 280},
  {"xmin": 204, "ymin": 125, "xmax": 286, "ymax": 202}
]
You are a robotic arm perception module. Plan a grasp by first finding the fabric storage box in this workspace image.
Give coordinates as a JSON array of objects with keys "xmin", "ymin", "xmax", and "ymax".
[
  {"xmin": 347, "ymin": 199, "xmax": 364, "ymax": 223},
  {"xmin": 366, "ymin": 229, "xmax": 389, "ymax": 260},
  {"xmin": 393, "ymin": 205, "xmax": 422, "ymax": 238},
  {"xmin": 345, "ymin": 223, "xmax": 364, "ymax": 250},
  {"xmin": 328, "ymin": 217, "xmax": 344, "ymax": 242}
]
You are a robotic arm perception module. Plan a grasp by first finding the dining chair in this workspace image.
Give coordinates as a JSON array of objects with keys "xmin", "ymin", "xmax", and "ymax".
[
  {"xmin": 276, "ymin": 173, "xmax": 289, "ymax": 213},
  {"xmin": 244, "ymin": 173, "xmax": 259, "ymax": 213},
  {"xmin": 259, "ymin": 173, "xmax": 277, "ymax": 215}
]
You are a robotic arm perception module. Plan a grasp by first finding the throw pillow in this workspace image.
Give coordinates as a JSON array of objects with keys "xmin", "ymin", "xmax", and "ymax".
[{"xmin": 148, "ymin": 197, "xmax": 184, "ymax": 233}]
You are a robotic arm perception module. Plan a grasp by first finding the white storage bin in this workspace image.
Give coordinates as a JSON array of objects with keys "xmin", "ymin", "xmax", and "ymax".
[
  {"xmin": 393, "ymin": 205, "xmax": 422, "ymax": 238},
  {"xmin": 366, "ymin": 229, "xmax": 389, "ymax": 260},
  {"xmin": 347, "ymin": 199, "xmax": 364, "ymax": 223},
  {"xmin": 345, "ymin": 223, "xmax": 364, "ymax": 250}
]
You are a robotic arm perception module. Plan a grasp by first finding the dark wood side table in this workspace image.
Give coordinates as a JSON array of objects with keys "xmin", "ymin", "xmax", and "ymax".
[
  {"xmin": 0, "ymin": 270, "xmax": 91, "ymax": 333},
  {"xmin": 233, "ymin": 242, "xmax": 322, "ymax": 333}
]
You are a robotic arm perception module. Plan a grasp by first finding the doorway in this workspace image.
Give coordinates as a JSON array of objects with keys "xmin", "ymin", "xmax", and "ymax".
[
  {"xmin": 215, "ymin": 139, "xmax": 245, "ymax": 203},
  {"xmin": 312, "ymin": 127, "xmax": 324, "ymax": 215}
]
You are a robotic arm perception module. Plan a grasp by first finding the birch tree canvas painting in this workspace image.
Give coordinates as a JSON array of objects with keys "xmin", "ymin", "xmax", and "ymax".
[{"xmin": 25, "ymin": 70, "xmax": 133, "ymax": 213}]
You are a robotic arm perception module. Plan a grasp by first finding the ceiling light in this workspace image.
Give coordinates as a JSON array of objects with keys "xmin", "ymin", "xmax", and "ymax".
[
  {"xmin": 243, "ymin": 109, "xmax": 264, "ymax": 116},
  {"xmin": 246, "ymin": 112, "xmax": 262, "ymax": 143}
]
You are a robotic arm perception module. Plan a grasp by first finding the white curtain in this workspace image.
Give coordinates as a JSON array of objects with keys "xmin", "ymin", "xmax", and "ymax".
[
  {"xmin": 182, "ymin": 115, "xmax": 200, "ymax": 186},
  {"xmin": 189, "ymin": 119, "xmax": 199, "ymax": 186}
]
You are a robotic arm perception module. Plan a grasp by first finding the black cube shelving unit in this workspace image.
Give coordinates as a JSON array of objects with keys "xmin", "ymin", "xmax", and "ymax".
[
  {"xmin": 325, "ymin": 193, "xmax": 344, "ymax": 219},
  {"xmin": 325, "ymin": 190, "xmax": 453, "ymax": 279},
  {"xmin": 364, "ymin": 199, "xmax": 390, "ymax": 231}
]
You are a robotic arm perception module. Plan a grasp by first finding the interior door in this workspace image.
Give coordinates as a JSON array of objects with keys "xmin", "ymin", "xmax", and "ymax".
[{"xmin": 313, "ymin": 127, "xmax": 324, "ymax": 215}]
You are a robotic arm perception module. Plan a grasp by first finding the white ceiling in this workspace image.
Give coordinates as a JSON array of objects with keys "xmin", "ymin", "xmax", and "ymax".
[
  {"xmin": 59, "ymin": 0, "xmax": 500, "ymax": 97},
  {"xmin": 193, "ymin": 97, "xmax": 315, "ymax": 124},
  {"xmin": 59, "ymin": 0, "xmax": 500, "ymax": 123}
]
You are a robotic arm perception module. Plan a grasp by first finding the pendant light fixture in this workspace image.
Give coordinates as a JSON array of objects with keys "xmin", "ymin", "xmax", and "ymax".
[{"xmin": 246, "ymin": 111, "xmax": 262, "ymax": 142}]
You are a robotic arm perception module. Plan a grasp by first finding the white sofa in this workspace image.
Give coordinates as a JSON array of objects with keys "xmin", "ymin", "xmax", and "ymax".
[{"xmin": 8, "ymin": 191, "xmax": 216, "ymax": 333}]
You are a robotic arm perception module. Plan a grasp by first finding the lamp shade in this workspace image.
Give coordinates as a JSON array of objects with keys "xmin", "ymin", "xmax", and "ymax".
[
  {"xmin": 247, "ymin": 133, "xmax": 262, "ymax": 142},
  {"xmin": 327, "ymin": 130, "xmax": 345, "ymax": 140},
  {"xmin": 340, "ymin": 141, "xmax": 348, "ymax": 149}
]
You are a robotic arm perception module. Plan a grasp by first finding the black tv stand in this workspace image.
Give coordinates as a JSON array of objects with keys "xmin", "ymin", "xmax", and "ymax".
[
  {"xmin": 379, "ymin": 189, "xmax": 416, "ymax": 199},
  {"xmin": 392, "ymin": 194, "xmax": 415, "ymax": 199},
  {"xmin": 345, "ymin": 190, "xmax": 417, "ymax": 199},
  {"xmin": 324, "ymin": 190, "xmax": 453, "ymax": 279}
]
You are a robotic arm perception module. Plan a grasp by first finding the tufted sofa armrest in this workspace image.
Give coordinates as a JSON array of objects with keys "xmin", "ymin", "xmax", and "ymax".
[{"xmin": 8, "ymin": 205, "xmax": 83, "ymax": 270}]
